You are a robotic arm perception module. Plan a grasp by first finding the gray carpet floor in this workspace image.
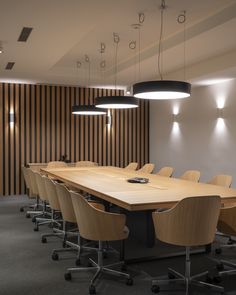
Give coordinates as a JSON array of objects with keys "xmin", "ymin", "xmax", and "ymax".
[{"xmin": 1, "ymin": 195, "xmax": 236, "ymax": 295}]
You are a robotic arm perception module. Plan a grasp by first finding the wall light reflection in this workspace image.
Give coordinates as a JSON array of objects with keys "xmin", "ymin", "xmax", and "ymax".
[
  {"xmin": 216, "ymin": 118, "xmax": 225, "ymax": 133},
  {"xmin": 172, "ymin": 121, "xmax": 180, "ymax": 135}
]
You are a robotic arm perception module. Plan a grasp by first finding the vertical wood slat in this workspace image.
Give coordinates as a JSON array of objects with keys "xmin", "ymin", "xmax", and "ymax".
[
  {"xmin": 10, "ymin": 84, "xmax": 15, "ymax": 195},
  {"xmin": 70, "ymin": 88, "xmax": 75, "ymax": 163},
  {"xmin": 0, "ymin": 84, "xmax": 3, "ymax": 196},
  {"xmin": 20, "ymin": 85, "xmax": 25, "ymax": 192},
  {"xmin": 0, "ymin": 82, "xmax": 149, "ymax": 196},
  {"xmin": 4, "ymin": 84, "xmax": 9, "ymax": 195},
  {"xmin": 15, "ymin": 84, "xmax": 20, "ymax": 194}
]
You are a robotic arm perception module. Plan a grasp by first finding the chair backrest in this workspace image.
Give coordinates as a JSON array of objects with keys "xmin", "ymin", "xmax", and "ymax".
[
  {"xmin": 27, "ymin": 169, "xmax": 39, "ymax": 195},
  {"xmin": 55, "ymin": 182, "xmax": 76, "ymax": 223},
  {"xmin": 21, "ymin": 166, "xmax": 31, "ymax": 190},
  {"xmin": 180, "ymin": 170, "xmax": 200, "ymax": 182},
  {"xmin": 47, "ymin": 161, "xmax": 68, "ymax": 168},
  {"xmin": 124, "ymin": 162, "xmax": 138, "ymax": 171},
  {"xmin": 70, "ymin": 191, "xmax": 128, "ymax": 241},
  {"xmin": 75, "ymin": 161, "xmax": 98, "ymax": 167},
  {"xmin": 34, "ymin": 172, "xmax": 48, "ymax": 201},
  {"xmin": 157, "ymin": 166, "xmax": 174, "ymax": 177},
  {"xmin": 208, "ymin": 174, "xmax": 232, "ymax": 188},
  {"xmin": 217, "ymin": 206, "xmax": 236, "ymax": 236},
  {"xmin": 43, "ymin": 177, "xmax": 61, "ymax": 211},
  {"xmin": 138, "ymin": 163, "xmax": 155, "ymax": 174},
  {"xmin": 152, "ymin": 195, "xmax": 221, "ymax": 247}
]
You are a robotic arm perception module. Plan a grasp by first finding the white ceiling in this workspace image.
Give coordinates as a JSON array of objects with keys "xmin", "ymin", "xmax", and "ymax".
[{"xmin": 1, "ymin": 0, "xmax": 236, "ymax": 89}]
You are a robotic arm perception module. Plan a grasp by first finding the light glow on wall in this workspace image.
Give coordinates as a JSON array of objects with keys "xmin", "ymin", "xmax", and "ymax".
[
  {"xmin": 216, "ymin": 97, "xmax": 225, "ymax": 109},
  {"xmin": 173, "ymin": 105, "xmax": 179, "ymax": 116},
  {"xmin": 9, "ymin": 112, "xmax": 15, "ymax": 128},
  {"xmin": 216, "ymin": 117, "xmax": 225, "ymax": 133}
]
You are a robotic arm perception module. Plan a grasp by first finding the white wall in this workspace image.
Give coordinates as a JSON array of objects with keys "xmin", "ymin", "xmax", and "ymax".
[{"xmin": 150, "ymin": 79, "xmax": 236, "ymax": 187}]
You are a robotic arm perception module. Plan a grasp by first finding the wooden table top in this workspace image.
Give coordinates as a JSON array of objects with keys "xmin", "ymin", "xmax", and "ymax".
[{"xmin": 41, "ymin": 166, "xmax": 236, "ymax": 211}]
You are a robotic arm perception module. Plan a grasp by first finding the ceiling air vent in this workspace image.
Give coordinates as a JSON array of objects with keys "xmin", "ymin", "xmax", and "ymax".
[
  {"xmin": 5, "ymin": 62, "xmax": 15, "ymax": 70},
  {"xmin": 17, "ymin": 27, "xmax": 33, "ymax": 42}
]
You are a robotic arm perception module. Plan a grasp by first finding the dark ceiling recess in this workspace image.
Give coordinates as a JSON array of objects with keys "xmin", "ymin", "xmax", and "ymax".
[
  {"xmin": 17, "ymin": 27, "xmax": 33, "ymax": 42},
  {"xmin": 5, "ymin": 62, "xmax": 15, "ymax": 70}
]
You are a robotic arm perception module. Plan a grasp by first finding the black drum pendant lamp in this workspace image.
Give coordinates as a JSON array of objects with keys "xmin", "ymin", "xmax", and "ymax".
[
  {"xmin": 133, "ymin": 80, "xmax": 191, "ymax": 100},
  {"xmin": 133, "ymin": 0, "xmax": 191, "ymax": 100},
  {"xmin": 95, "ymin": 33, "xmax": 139, "ymax": 109},
  {"xmin": 72, "ymin": 105, "xmax": 106, "ymax": 115},
  {"xmin": 95, "ymin": 95, "xmax": 138, "ymax": 109},
  {"xmin": 72, "ymin": 55, "xmax": 107, "ymax": 116}
]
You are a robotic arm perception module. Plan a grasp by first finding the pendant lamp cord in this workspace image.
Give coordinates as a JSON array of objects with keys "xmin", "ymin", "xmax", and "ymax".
[
  {"xmin": 100, "ymin": 42, "xmax": 106, "ymax": 88},
  {"xmin": 158, "ymin": 0, "xmax": 165, "ymax": 80},
  {"xmin": 85, "ymin": 54, "xmax": 90, "ymax": 104},
  {"xmin": 113, "ymin": 33, "xmax": 120, "ymax": 89},
  {"xmin": 177, "ymin": 10, "xmax": 186, "ymax": 81}
]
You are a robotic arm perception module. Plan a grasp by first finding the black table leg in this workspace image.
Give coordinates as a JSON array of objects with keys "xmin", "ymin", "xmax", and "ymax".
[
  {"xmin": 146, "ymin": 210, "xmax": 155, "ymax": 248},
  {"xmin": 205, "ymin": 243, "xmax": 212, "ymax": 253}
]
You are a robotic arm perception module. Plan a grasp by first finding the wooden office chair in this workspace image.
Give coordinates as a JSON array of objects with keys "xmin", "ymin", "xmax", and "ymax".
[
  {"xmin": 25, "ymin": 168, "xmax": 44, "ymax": 218},
  {"xmin": 151, "ymin": 196, "xmax": 222, "ymax": 294},
  {"xmin": 156, "ymin": 166, "xmax": 174, "ymax": 177},
  {"xmin": 40, "ymin": 176, "xmax": 66, "ymax": 243},
  {"xmin": 33, "ymin": 172, "xmax": 54, "ymax": 231},
  {"xmin": 124, "ymin": 162, "xmax": 138, "ymax": 171},
  {"xmin": 21, "ymin": 166, "xmax": 31, "ymax": 196},
  {"xmin": 47, "ymin": 161, "xmax": 68, "ymax": 168},
  {"xmin": 214, "ymin": 205, "xmax": 236, "ymax": 278},
  {"xmin": 53, "ymin": 183, "xmax": 104, "ymax": 263},
  {"xmin": 180, "ymin": 170, "xmax": 200, "ymax": 182},
  {"xmin": 75, "ymin": 161, "xmax": 98, "ymax": 167},
  {"xmin": 138, "ymin": 163, "xmax": 154, "ymax": 174},
  {"xmin": 65, "ymin": 191, "xmax": 133, "ymax": 294},
  {"xmin": 208, "ymin": 174, "xmax": 232, "ymax": 188},
  {"xmin": 20, "ymin": 166, "xmax": 38, "ymax": 213}
]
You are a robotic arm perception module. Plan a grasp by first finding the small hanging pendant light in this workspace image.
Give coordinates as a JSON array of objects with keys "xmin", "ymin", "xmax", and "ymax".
[
  {"xmin": 72, "ymin": 105, "xmax": 106, "ymax": 115},
  {"xmin": 72, "ymin": 55, "xmax": 107, "ymax": 116},
  {"xmin": 95, "ymin": 96, "xmax": 139, "ymax": 109},
  {"xmin": 95, "ymin": 33, "xmax": 139, "ymax": 109}
]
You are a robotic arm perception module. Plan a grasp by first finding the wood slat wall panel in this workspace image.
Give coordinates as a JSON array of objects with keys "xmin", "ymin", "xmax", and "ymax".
[
  {"xmin": 0, "ymin": 84, "xmax": 3, "ymax": 196},
  {"xmin": 0, "ymin": 82, "xmax": 149, "ymax": 196}
]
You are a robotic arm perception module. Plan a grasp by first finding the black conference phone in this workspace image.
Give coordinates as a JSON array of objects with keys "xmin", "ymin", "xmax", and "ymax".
[{"xmin": 127, "ymin": 177, "xmax": 149, "ymax": 184}]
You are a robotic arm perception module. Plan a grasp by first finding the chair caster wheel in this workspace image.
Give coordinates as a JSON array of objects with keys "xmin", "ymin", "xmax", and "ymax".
[
  {"xmin": 52, "ymin": 253, "xmax": 59, "ymax": 261},
  {"xmin": 26, "ymin": 213, "xmax": 30, "ymax": 218},
  {"xmin": 126, "ymin": 278, "xmax": 133, "ymax": 286},
  {"xmin": 213, "ymin": 276, "xmax": 222, "ymax": 284},
  {"xmin": 121, "ymin": 264, "xmax": 127, "ymax": 271},
  {"xmin": 64, "ymin": 272, "xmax": 72, "ymax": 281},
  {"xmin": 103, "ymin": 252, "xmax": 108, "ymax": 259},
  {"xmin": 75, "ymin": 258, "xmax": 81, "ymax": 266},
  {"xmin": 168, "ymin": 272, "xmax": 175, "ymax": 279},
  {"xmin": 41, "ymin": 237, "xmax": 47, "ymax": 243},
  {"xmin": 227, "ymin": 238, "xmax": 234, "ymax": 245},
  {"xmin": 48, "ymin": 223, "xmax": 53, "ymax": 228},
  {"xmin": 216, "ymin": 263, "xmax": 224, "ymax": 271},
  {"xmin": 34, "ymin": 227, "xmax": 39, "ymax": 232},
  {"xmin": 151, "ymin": 285, "xmax": 160, "ymax": 293},
  {"xmin": 215, "ymin": 248, "xmax": 222, "ymax": 255},
  {"xmin": 205, "ymin": 274, "xmax": 213, "ymax": 284},
  {"xmin": 89, "ymin": 284, "xmax": 96, "ymax": 294},
  {"xmin": 20, "ymin": 207, "xmax": 24, "ymax": 212}
]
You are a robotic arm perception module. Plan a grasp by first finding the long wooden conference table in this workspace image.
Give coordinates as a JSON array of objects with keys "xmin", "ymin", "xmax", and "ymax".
[{"xmin": 41, "ymin": 166, "xmax": 236, "ymax": 262}]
